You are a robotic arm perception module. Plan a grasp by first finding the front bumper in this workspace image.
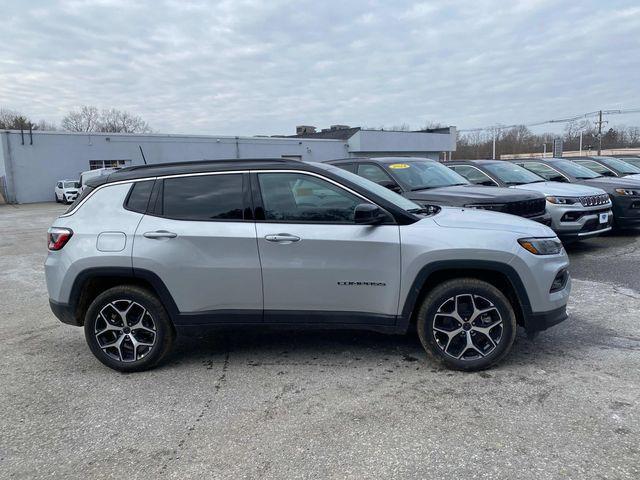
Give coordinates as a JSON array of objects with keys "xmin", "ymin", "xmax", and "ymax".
[
  {"xmin": 547, "ymin": 203, "xmax": 614, "ymax": 239},
  {"xmin": 529, "ymin": 212, "xmax": 552, "ymax": 227},
  {"xmin": 525, "ymin": 305, "xmax": 568, "ymax": 333},
  {"xmin": 611, "ymin": 195, "xmax": 640, "ymax": 227}
]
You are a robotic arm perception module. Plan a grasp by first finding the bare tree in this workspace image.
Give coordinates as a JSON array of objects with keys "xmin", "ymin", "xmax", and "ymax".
[
  {"xmin": 61, "ymin": 106, "xmax": 151, "ymax": 133},
  {"xmin": 0, "ymin": 107, "xmax": 56, "ymax": 130},
  {"xmin": 98, "ymin": 108, "xmax": 152, "ymax": 133},
  {"xmin": 61, "ymin": 106, "xmax": 100, "ymax": 132}
]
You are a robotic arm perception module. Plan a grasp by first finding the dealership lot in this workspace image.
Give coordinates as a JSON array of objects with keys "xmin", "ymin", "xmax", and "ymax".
[{"xmin": 1, "ymin": 203, "xmax": 639, "ymax": 479}]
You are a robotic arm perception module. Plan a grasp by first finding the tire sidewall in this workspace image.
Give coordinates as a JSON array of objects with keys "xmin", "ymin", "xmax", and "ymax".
[
  {"xmin": 84, "ymin": 286, "xmax": 174, "ymax": 372},
  {"xmin": 417, "ymin": 279, "xmax": 517, "ymax": 371}
]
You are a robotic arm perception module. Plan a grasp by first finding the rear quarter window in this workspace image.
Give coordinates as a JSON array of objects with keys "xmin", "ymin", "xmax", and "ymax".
[{"xmin": 124, "ymin": 180, "xmax": 155, "ymax": 213}]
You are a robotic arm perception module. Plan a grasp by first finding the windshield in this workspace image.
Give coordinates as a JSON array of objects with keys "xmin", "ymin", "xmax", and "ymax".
[
  {"xmin": 316, "ymin": 163, "xmax": 422, "ymax": 212},
  {"xmin": 552, "ymin": 160, "xmax": 601, "ymax": 179},
  {"xmin": 381, "ymin": 161, "xmax": 469, "ymax": 190},
  {"xmin": 618, "ymin": 157, "xmax": 640, "ymax": 169},
  {"xmin": 598, "ymin": 157, "xmax": 640, "ymax": 174},
  {"xmin": 484, "ymin": 162, "xmax": 545, "ymax": 185},
  {"xmin": 63, "ymin": 181, "xmax": 80, "ymax": 189}
]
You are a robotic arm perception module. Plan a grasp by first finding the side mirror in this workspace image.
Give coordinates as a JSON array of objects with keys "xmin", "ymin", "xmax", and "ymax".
[
  {"xmin": 378, "ymin": 180, "xmax": 402, "ymax": 193},
  {"xmin": 354, "ymin": 203, "xmax": 387, "ymax": 225}
]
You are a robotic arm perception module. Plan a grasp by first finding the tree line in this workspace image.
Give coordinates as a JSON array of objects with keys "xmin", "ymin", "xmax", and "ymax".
[
  {"xmin": 456, "ymin": 121, "xmax": 640, "ymax": 159},
  {"xmin": 0, "ymin": 106, "xmax": 152, "ymax": 133}
]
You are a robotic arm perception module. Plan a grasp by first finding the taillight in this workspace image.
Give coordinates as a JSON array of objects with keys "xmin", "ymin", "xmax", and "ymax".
[{"xmin": 48, "ymin": 227, "xmax": 73, "ymax": 251}]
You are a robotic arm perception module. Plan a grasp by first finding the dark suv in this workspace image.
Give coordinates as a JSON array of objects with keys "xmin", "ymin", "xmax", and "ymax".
[{"xmin": 325, "ymin": 157, "xmax": 550, "ymax": 223}]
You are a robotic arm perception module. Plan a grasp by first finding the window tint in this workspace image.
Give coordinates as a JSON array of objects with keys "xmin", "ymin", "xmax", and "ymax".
[
  {"xmin": 258, "ymin": 172, "xmax": 362, "ymax": 223},
  {"xmin": 451, "ymin": 165, "xmax": 497, "ymax": 186},
  {"xmin": 574, "ymin": 160, "xmax": 616, "ymax": 177},
  {"xmin": 357, "ymin": 164, "xmax": 394, "ymax": 184},
  {"xmin": 518, "ymin": 163, "xmax": 567, "ymax": 182},
  {"xmin": 57, "ymin": 182, "xmax": 63, "ymax": 188},
  {"xmin": 125, "ymin": 180, "xmax": 154, "ymax": 213},
  {"xmin": 162, "ymin": 174, "xmax": 244, "ymax": 220}
]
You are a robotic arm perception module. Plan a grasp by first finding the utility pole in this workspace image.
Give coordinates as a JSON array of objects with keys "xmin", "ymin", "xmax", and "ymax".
[
  {"xmin": 579, "ymin": 131, "xmax": 583, "ymax": 155},
  {"xmin": 594, "ymin": 110, "xmax": 607, "ymax": 155}
]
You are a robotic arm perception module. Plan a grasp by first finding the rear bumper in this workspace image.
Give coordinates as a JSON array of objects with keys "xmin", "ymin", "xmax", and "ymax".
[
  {"xmin": 525, "ymin": 304, "xmax": 568, "ymax": 333},
  {"xmin": 49, "ymin": 299, "xmax": 81, "ymax": 326}
]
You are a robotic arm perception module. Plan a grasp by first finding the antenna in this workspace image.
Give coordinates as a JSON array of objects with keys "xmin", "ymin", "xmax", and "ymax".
[{"xmin": 138, "ymin": 145, "xmax": 148, "ymax": 165}]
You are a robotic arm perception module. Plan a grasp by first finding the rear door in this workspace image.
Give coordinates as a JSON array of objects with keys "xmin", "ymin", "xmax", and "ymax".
[
  {"xmin": 253, "ymin": 170, "xmax": 401, "ymax": 325},
  {"xmin": 132, "ymin": 172, "xmax": 263, "ymax": 323}
]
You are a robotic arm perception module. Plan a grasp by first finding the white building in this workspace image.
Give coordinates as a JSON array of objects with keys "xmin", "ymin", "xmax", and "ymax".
[{"xmin": 0, "ymin": 125, "xmax": 456, "ymax": 203}]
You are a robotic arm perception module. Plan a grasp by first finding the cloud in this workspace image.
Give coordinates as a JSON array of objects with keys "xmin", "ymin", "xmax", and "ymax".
[{"xmin": 0, "ymin": 0, "xmax": 639, "ymax": 135}]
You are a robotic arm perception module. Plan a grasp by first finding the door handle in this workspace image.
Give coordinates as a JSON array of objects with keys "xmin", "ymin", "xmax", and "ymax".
[
  {"xmin": 264, "ymin": 233, "xmax": 301, "ymax": 243},
  {"xmin": 143, "ymin": 230, "xmax": 178, "ymax": 239}
]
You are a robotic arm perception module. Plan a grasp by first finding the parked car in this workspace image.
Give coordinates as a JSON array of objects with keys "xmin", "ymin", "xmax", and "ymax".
[
  {"xmin": 54, "ymin": 180, "xmax": 80, "ymax": 204},
  {"xmin": 324, "ymin": 157, "xmax": 550, "ymax": 224},
  {"xmin": 79, "ymin": 167, "xmax": 121, "ymax": 192},
  {"xmin": 45, "ymin": 158, "xmax": 570, "ymax": 372},
  {"xmin": 448, "ymin": 160, "xmax": 613, "ymax": 240},
  {"xmin": 569, "ymin": 156, "xmax": 640, "ymax": 180},
  {"xmin": 511, "ymin": 158, "xmax": 640, "ymax": 229}
]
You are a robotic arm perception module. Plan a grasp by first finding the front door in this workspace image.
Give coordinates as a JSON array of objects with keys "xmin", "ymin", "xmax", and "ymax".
[{"xmin": 253, "ymin": 171, "xmax": 401, "ymax": 325}]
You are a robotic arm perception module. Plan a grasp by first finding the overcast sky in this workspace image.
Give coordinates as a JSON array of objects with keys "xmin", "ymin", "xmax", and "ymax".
[{"xmin": 1, "ymin": 0, "xmax": 639, "ymax": 136}]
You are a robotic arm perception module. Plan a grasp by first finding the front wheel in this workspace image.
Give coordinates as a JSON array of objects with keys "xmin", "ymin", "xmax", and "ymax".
[
  {"xmin": 84, "ymin": 286, "xmax": 175, "ymax": 372},
  {"xmin": 416, "ymin": 278, "xmax": 517, "ymax": 371}
]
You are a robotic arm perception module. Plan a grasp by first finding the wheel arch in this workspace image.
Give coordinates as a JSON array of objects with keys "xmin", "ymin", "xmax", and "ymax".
[
  {"xmin": 398, "ymin": 260, "xmax": 532, "ymax": 333},
  {"xmin": 68, "ymin": 267, "xmax": 179, "ymax": 326}
]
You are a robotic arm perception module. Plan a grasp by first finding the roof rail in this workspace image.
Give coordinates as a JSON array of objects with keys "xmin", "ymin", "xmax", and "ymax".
[{"xmin": 120, "ymin": 157, "xmax": 297, "ymax": 172}]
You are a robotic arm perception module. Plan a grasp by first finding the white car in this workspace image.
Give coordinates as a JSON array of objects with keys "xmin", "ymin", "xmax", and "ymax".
[{"xmin": 54, "ymin": 180, "xmax": 81, "ymax": 204}]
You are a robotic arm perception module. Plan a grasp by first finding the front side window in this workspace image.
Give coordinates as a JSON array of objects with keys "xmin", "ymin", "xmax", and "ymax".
[
  {"xmin": 483, "ymin": 162, "xmax": 545, "ymax": 185},
  {"xmin": 450, "ymin": 165, "xmax": 497, "ymax": 186},
  {"xmin": 161, "ymin": 174, "xmax": 245, "ymax": 220},
  {"xmin": 517, "ymin": 163, "xmax": 567, "ymax": 182},
  {"xmin": 357, "ymin": 164, "xmax": 396, "ymax": 185},
  {"xmin": 573, "ymin": 160, "xmax": 616, "ymax": 177},
  {"xmin": 258, "ymin": 172, "xmax": 362, "ymax": 223}
]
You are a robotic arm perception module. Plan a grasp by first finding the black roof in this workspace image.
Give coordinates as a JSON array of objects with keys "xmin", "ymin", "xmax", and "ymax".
[
  {"xmin": 288, "ymin": 127, "xmax": 361, "ymax": 140},
  {"xmin": 89, "ymin": 158, "xmax": 303, "ymax": 186},
  {"xmin": 447, "ymin": 159, "xmax": 501, "ymax": 165},
  {"xmin": 325, "ymin": 156, "xmax": 438, "ymax": 164}
]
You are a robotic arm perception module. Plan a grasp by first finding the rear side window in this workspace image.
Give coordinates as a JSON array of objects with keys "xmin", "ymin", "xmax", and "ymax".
[
  {"xmin": 161, "ymin": 174, "xmax": 245, "ymax": 221},
  {"xmin": 125, "ymin": 180, "xmax": 155, "ymax": 213},
  {"xmin": 357, "ymin": 164, "xmax": 394, "ymax": 184}
]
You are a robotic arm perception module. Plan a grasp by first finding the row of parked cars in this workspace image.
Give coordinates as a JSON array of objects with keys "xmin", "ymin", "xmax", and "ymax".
[
  {"xmin": 45, "ymin": 155, "xmax": 638, "ymax": 373},
  {"xmin": 326, "ymin": 155, "xmax": 640, "ymax": 241}
]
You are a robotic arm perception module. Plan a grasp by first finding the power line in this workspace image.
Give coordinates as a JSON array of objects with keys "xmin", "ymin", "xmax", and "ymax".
[{"xmin": 459, "ymin": 108, "xmax": 640, "ymax": 133}]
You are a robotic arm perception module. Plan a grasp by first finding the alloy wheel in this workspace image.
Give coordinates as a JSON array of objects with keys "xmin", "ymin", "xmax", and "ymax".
[
  {"xmin": 432, "ymin": 294, "xmax": 503, "ymax": 360},
  {"xmin": 94, "ymin": 300, "xmax": 157, "ymax": 362}
]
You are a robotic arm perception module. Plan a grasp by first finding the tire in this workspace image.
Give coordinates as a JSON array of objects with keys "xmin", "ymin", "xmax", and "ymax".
[
  {"xmin": 416, "ymin": 278, "xmax": 517, "ymax": 371},
  {"xmin": 84, "ymin": 285, "xmax": 175, "ymax": 372},
  {"xmin": 55, "ymin": 193, "xmax": 60, "ymax": 203}
]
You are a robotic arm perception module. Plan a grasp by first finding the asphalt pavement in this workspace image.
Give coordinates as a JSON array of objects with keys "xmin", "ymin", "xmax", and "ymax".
[{"xmin": 0, "ymin": 203, "xmax": 638, "ymax": 479}]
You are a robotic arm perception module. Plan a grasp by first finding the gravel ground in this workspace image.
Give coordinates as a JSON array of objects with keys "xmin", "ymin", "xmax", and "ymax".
[{"xmin": 0, "ymin": 203, "xmax": 639, "ymax": 479}]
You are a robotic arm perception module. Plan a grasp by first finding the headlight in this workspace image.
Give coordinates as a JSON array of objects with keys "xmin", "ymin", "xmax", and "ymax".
[
  {"xmin": 518, "ymin": 237, "xmax": 563, "ymax": 255},
  {"xmin": 615, "ymin": 188, "xmax": 640, "ymax": 196},
  {"xmin": 465, "ymin": 203, "xmax": 506, "ymax": 211},
  {"xmin": 546, "ymin": 196, "xmax": 578, "ymax": 205}
]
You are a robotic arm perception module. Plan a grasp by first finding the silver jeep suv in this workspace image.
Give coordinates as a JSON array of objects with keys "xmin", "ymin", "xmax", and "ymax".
[{"xmin": 45, "ymin": 158, "xmax": 571, "ymax": 372}]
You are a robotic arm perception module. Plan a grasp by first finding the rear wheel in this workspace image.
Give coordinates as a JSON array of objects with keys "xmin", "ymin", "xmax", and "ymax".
[
  {"xmin": 55, "ymin": 193, "xmax": 60, "ymax": 203},
  {"xmin": 417, "ymin": 278, "xmax": 517, "ymax": 371},
  {"xmin": 84, "ymin": 286, "xmax": 175, "ymax": 372}
]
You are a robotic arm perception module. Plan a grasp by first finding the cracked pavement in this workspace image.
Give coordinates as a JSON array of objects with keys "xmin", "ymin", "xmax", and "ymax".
[{"xmin": 0, "ymin": 203, "xmax": 639, "ymax": 479}]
